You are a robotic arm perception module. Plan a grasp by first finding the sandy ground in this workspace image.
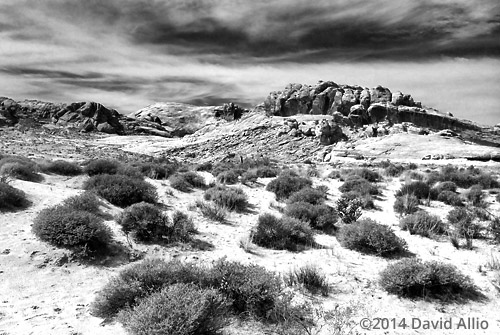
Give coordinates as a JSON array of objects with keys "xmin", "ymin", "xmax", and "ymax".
[{"xmin": 1, "ymin": 163, "xmax": 500, "ymax": 335}]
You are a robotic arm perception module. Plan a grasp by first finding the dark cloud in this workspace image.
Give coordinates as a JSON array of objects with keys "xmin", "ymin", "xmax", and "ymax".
[{"xmin": 0, "ymin": 66, "xmax": 103, "ymax": 80}]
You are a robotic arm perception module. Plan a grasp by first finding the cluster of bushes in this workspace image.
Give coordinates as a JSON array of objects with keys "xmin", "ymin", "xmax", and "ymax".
[
  {"xmin": 84, "ymin": 158, "xmax": 179, "ymax": 180},
  {"xmin": 380, "ymin": 258, "xmax": 479, "ymax": 301},
  {"xmin": 438, "ymin": 165, "xmax": 498, "ymax": 189},
  {"xmin": 337, "ymin": 218, "xmax": 408, "ymax": 257},
  {"xmin": 84, "ymin": 174, "xmax": 158, "ymax": 208},
  {"xmin": 204, "ymin": 185, "xmax": 249, "ymax": 212},
  {"xmin": 169, "ymin": 171, "xmax": 205, "ymax": 192},
  {"xmin": 92, "ymin": 258, "xmax": 310, "ymax": 334},
  {"xmin": 338, "ymin": 169, "xmax": 381, "ymax": 210},
  {"xmin": 266, "ymin": 171, "xmax": 312, "ymax": 200},
  {"xmin": 32, "ymin": 192, "xmax": 112, "ymax": 258},
  {"xmin": 447, "ymin": 207, "xmax": 481, "ymax": 249},
  {"xmin": 209, "ymin": 157, "xmax": 280, "ymax": 185},
  {"xmin": 0, "ymin": 155, "xmax": 43, "ymax": 182},
  {"xmin": 116, "ymin": 202, "xmax": 195, "ymax": 244},
  {"xmin": 0, "ymin": 181, "xmax": 30, "ymax": 211},
  {"xmin": 41, "ymin": 160, "xmax": 82, "ymax": 176}
]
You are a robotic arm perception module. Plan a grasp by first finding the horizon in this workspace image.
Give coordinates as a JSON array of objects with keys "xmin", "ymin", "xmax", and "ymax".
[{"xmin": 1, "ymin": 0, "xmax": 499, "ymax": 125}]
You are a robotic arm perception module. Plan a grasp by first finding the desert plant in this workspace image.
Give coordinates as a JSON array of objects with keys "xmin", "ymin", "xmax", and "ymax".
[
  {"xmin": 266, "ymin": 174, "xmax": 312, "ymax": 200},
  {"xmin": 216, "ymin": 170, "xmax": 239, "ymax": 184},
  {"xmin": 204, "ymin": 185, "xmax": 249, "ymax": 212},
  {"xmin": 118, "ymin": 283, "xmax": 229, "ymax": 335},
  {"xmin": 287, "ymin": 187, "xmax": 326, "ymax": 205},
  {"xmin": 384, "ymin": 163, "xmax": 405, "ymax": 177},
  {"xmin": 252, "ymin": 213, "xmax": 315, "ymax": 251},
  {"xmin": 399, "ymin": 211, "xmax": 447, "ymax": 237},
  {"xmin": 447, "ymin": 207, "xmax": 481, "ymax": 248},
  {"xmin": 209, "ymin": 259, "xmax": 283, "ymax": 318},
  {"xmin": 171, "ymin": 210, "xmax": 196, "ymax": 234},
  {"xmin": 240, "ymin": 170, "xmax": 258, "ymax": 185},
  {"xmin": 433, "ymin": 181, "xmax": 458, "ymax": 194},
  {"xmin": 0, "ymin": 162, "xmax": 42, "ymax": 182},
  {"xmin": 62, "ymin": 192, "xmax": 101, "ymax": 214},
  {"xmin": 341, "ymin": 190, "xmax": 376, "ymax": 209},
  {"xmin": 83, "ymin": 174, "xmax": 158, "ymax": 207},
  {"xmin": 379, "ymin": 258, "xmax": 478, "ymax": 300},
  {"xmin": 337, "ymin": 218, "xmax": 408, "ymax": 257},
  {"xmin": 393, "ymin": 194, "xmax": 419, "ymax": 216},
  {"xmin": 195, "ymin": 200, "xmax": 228, "ymax": 223},
  {"xmin": 437, "ymin": 191, "xmax": 464, "ymax": 206},
  {"xmin": 84, "ymin": 159, "xmax": 120, "ymax": 176},
  {"xmin": 466, "ymin": 185, "xmax": 484, "ymax": 207},
  {"xmin": 255, "ymin": 166, "xmax": 279, "ymax": 178},
  {"xmin": 32, "ymin": 205, "xmax": 112, "ymax": 257},
  {"xmin": 343, "ymin": 168, "xmax": 382, "ymax": 182},
  {"xmin": 91, "ymin": 259, "xmax": 207, "ymax": 318},
  {"xmin": 195, "ymin": 161, "xmax": 213, "ymax": 172},
  {"xmin": 396, "ymin": 181, "xmax": 431, "ymax": 199},
  {"xmin": 134, "ymin": 162, "xmax": 170, "ymax": 179},
  {"xmin": 116, "ymin": 202, "xmax": 181, "ymax": 243},
  {"xmin": 0, "ymin": 181, "xmax": 30, "ymax": 211},
  {"xmin": 440, "ymin": 165, "xmax": 498, "ymax": 189},
  {"xmin": 336, "ymin": 197, "xmax": 362, "ymax": 224},
  {"xmin": 339, "ymin": 176, "xmax": 379, "ymax": 196},
  {"xmin": 284, "ymin": 202, "xmax": 337, "ymax": 233},
  {"xmin": 43, "ymin": 160, "xmax": 82, "ymax": 176},
  {"xmin": 490, "ymin": 216, "xmax": 500, "ymax": 244},
  {"xmin": 285, "ymin": 265, "xmax": 330, "ymax": 296},
  {"xmin": 169, "ymin": 171, "xmax": 205, "ymax": 192}
]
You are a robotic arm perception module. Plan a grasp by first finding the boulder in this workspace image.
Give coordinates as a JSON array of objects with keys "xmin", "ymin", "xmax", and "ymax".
[
  {"xmin": 367, "ymin": 103, "xmax": 389, "ymax": 123},
  {"xmin": 370, "ymin": 86, "xmax": 392, "ymax": 104}
]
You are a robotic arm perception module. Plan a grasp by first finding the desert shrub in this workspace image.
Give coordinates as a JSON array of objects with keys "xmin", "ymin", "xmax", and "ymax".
[
  {"xmin": 396, "ymin": 181, "xmax": 430, "ymax": 199},
  {"xmin": 266, "ymin": 174, "xmax": 312, "ymax": 200},
  {"xmin": 216, "ymin": 170, "xmax": 239, "ymax": 184},
  {"xmin": 43, "ymin": 160, "xmax": 82, "ymax": 176},
  {"xmin": 393, "ymin": 194, "xmax": 419, "ymax": 216},
  {"xmin": 252, "ymin": 213, "xmax": 315, "ymax": 251},
  {"xmin": 284, "ymin": 202, "xmax": 337, "ymax": 233},
  {"xmin": 204, "ymin": 185, "xmax": 249, "ymax": 212},
  {"xmin": 440, "ymin": 165, "xmax": 498, "ymax": 189},
  {"xmin": 62, "ymin": 192, "xmax": 100, "ymax": 214},
  {"xmin": 0, "ymin": 181, "xmax": 29, "ymax": 211},
  {"xmin": 255, "ymin": 166, "xmax": 279, "ymax": 178},
  {"xmin": 195, "ymin": 161, "xmax": 213, "ymax": 172},
  {"xmin": 116, "ymin": 202, "xmax": 187, "ymax": 243},
  {"xmin": 437, "ymin": 191, "xmax": 463, "ymax": 206},
  {"xmin": 399, "ymin": 211, "xmax": 447, "ymax": 237},
  {"xmin": 172, "ymin": 210, "xmax": 196, "ymax": 234},
  {"xmin": 466, "ymin": 185, "xmax": 484, "ymax": 206},
  {"xmin": 183, "ymin": 171, "xmax": 206, "ymax": 188},
  {"xmin": 195, "ymin": 200, "xmax": 228, "ymax": 223},
  {"xmin": 135, "ymin": 162, "xmax": 169, "ymax": 179},
  {"xmin": 91, "ymin": 259, "xmax": 207, "ymax": 318},
  {"xmin": 379, "ymin": 258, "xmax": 478, "ymax": 300},
  {"xmin": 209, "ymin": 259, "xmax": 282, "ymax": 318},
  {"xmin": 434, "ymin": 181, "xmax": 458, "ymax": 194},
  {"xmin": 384, "ymin": 163, "xmax": 405, "ymax": 177},
  {"xmin": 336, "ymin": 196, "xmax": 363, "ymax": 224},
  {"xmin": 496, "ymin": 193, "xmax": 500, "ymax": 203},
  {"xmin": 343, "ymin": 168, "xmax": 381, "ymax": 182},
  {"xmin": 84, "ymin": 159, "xmax": 120, "ymax": 176},
  {"xmin": 490, "ymin": 216, "xmax": 500, "ymax": 244},
  {"xmin": 118, "ymin": 283, "xmax": 229, "ymax": 335},
  {"xmin": 447, "ymin": 207, "xmax": 481, "ymax": 247},
  {"xmin": 83, "ymin": 174, "xmax": 158, "ymax": 207},
  {"xmin": 339, "ymin": 176, "xmax": 379, "ymax": 196},
  {"xmin": 32, "ymin": 205, "xmax": 112, "ymax": 257},
  {"xmin": 0, "ymin": 162, "xmax": 42, "ymax": 182},
  {"xmin": 285, "ymin": 265, "xmax": 330, "ymax": 296},
  {"xmin": 337, "ymin": 218, "xmax": 408, "ymax": 257},
  {"xmin": 240, "ymin": 170, "xmax": 258, "ymax": 184},
  {"xmin": 169, "ymin": 172, "xmax": 205, "ymax": 192},
  {"xmin": 341, "ymin": 190, "xmax": 375, "ymax": 209},
  {"xmin": 287, "ymin": 187, "xmax": 326, "ymax": 205}
]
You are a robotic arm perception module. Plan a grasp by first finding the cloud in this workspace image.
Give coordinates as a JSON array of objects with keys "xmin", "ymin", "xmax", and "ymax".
[{"xmin": 0, "ymin": 0, "xmax": 499, "ymax": 125}]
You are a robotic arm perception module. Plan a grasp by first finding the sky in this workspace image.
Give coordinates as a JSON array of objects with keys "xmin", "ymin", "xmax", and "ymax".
[{"xmin": 0, "ymin": 0, "xmax": 499, "ymax": 124}]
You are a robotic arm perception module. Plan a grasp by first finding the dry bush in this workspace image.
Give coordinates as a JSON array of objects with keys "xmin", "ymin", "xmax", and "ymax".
[
  {"xmin": 337, "ymin": 218, "xmax": 408, "ymax": 257},
  {"xmin": 42, "ymin": 160, "xmax": 82, "ymax": 176},
  {"xmin": 266, "ymin": 173, "xmax": 312, "ymax": 201},
  {"xmin": 380, "ymin": 258, "xmax": 479, "ymax": 301},
  {"xmin": 399, "ymin": 211, "xmax": 447, "ymax": 237},
  {"xmin": 0, "ymin": 181, "xmax": 30, "ymax": 211},
  {"xmin": 84, "ymin": 174, "xmax": 158, "ymax": 207},
  {"xmin": 204, "ymin": 185, "xmax": 249, "ymax": 212}
]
